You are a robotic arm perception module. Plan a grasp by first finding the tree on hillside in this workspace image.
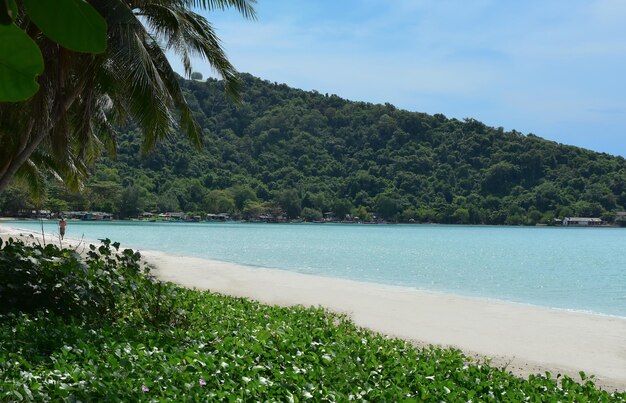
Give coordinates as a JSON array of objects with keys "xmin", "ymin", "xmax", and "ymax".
[
  {"xmin": 119, "ymin": 185, "xmax": 145, "ymax": 218},
  {"xmin": 274, "ymin": 189, "xmax": 302, "ymax": 219},
  {"xmin": 375, "ymin": 193, "xmax": 401, "ymax": 221},
  {"xmin": 0, "ymin": 0, "xmax": 256, "ymax": 194},
  {"xmin": 0, "ymin": 185, "xmax": 33, "ymax": 216},
  {"xmin": 203, "ymin": 189, "xmax": 235, "ymax": 214},
  {"xmin": 230, "ymin": 185, "xmax": 258, "ymax": 210}
]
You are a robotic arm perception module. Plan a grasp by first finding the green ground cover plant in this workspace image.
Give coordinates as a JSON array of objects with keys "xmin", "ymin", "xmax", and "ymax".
[{"xmin": 0, "ymin": 239, "xmax": 624, "ymax": 401}]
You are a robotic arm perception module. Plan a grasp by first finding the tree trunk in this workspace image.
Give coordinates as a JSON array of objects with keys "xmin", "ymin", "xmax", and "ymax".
[
  {"xmin": 0, "ymin": 72, "xmax": 85, "ymax": 193},
  {"xmin": 0, "ymin": 129, "xmax": 48, "ymax": 192}
]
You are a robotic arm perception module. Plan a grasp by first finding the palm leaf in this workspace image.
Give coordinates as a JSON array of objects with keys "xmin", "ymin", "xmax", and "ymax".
[{"xmin": 1, "ymin": 0, "xmax": 256, "ymax": 196}]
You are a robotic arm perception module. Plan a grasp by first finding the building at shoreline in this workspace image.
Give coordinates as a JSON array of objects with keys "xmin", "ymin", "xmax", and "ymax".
[{"xmin": 562, "ymin": 217, "xmax": 603, "ymax": 227}]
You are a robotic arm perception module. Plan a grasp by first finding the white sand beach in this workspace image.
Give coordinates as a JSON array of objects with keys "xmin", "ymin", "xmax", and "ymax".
[
  {"xmin": 145, "ymin": 250, "xmax": 626, "ymax": 391},
  {"xmin": 3, "ymin": 225, "xmax": 626, "ymax": 390}
]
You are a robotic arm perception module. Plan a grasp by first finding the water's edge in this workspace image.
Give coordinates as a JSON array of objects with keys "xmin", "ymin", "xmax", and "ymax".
[{"xmin": 2, "ymin": 221, "xmax": 625, "ymax": 318}]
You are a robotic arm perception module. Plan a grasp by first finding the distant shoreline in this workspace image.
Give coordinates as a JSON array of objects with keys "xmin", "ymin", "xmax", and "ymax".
[
  {"xmin": 1, "ymin": 216, "xmax": 624, "ymax": 228},
  {"xmin": 2, "ymin": 224, "xmax": 626, "ymax": 390}
]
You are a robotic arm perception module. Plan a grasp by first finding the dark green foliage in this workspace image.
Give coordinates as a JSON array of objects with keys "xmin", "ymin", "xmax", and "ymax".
[
  {"xmin": 118, "ymin": 185, "xmax": 145, "ymax": 219},
  {"xmin": 8, "ymin": 74, "xmax": 626, "ymax": 223},
  {"xmin": 203, "ymin": 189, "xmax": 235, "ymax": 214},
  {"xmin": 22, "ymin": 0, "xmax": 107, "ymax": 53},
  {"xmin": 0, "ymin": 241, "xmax": 624, "ymax": 400},
  {"xmin": 333, "ymin": 198, "xmax": 353, "ymax": 219},
  {"xmin": 0, "ymin": 184, "xmax": 33, "ymax": 216},
  {"xmin": 274, "ymin": 188, "xmax": 302, "ymax": 218},
  {"xmin": 0, "ymin": 20, "xmax": 45, "ymax": 101},
  {"xmin": 375, "ymin": 193, "xmax": 402, "ymax": 221},
  {"xmin": 0, "ymin": 238, "xmax": 149, "ymax": 321},
  {"xmin": 301, "ymin": 207, "xmax": 323, "ymax": 221}
]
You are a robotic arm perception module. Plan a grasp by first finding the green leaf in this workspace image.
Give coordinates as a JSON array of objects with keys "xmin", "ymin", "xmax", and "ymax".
[
  {"xmin": 0, "ymin": 23, "xmax": 43, "ymax": 101},
  {"xmin": 22, "ymin": 0, "xmax": 107, "ymax": 53},
  {"xmin": 0, "ymin": 0, "xmax": 17, "ymax": 25},
  {"xmin": 256, "ymin": 329, "xmax": 271, "ymax": 342}
]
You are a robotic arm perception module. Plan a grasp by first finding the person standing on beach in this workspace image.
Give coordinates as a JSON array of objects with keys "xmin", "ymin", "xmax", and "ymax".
[{"xmin": 58, "ymin": 217, "xmax": 67, "ymax": 240}]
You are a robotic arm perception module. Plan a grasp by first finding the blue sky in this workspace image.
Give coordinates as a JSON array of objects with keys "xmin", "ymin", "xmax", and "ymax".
[{"xmin": 169, "ymin": 0, "xmax": 626, "ymax": 157}]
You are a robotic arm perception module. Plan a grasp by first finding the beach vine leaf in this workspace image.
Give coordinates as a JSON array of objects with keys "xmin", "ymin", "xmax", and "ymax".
[
  {"xmin": 0, "ymin": 0, "xmax": 106, "ymax": 101},
  {"xmin": 22, "ymin": 0, "xmax": 107, "ymax": 53},
  {"xmin": 0, "ymin": 23, "xmax": 44, "ymax": 101}
]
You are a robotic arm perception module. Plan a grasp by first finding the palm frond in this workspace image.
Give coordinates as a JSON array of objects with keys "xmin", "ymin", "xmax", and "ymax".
[
  {"xmin": 153, "ymin": 0, "xmax": 257, "ymax": 20},
  {"xmin": 14, "ymin": 160, "xmax": 46, "ymax": 203},
  {"xmin": 139, "ymin": 4, "xmax": 241, "ymax": 100},
  {"xmin": 144, "ymin": 36, "xmax": 203, "ymax": 147},
  {"xmin": 1, "ymin": 0, "xmax": 256, "ymax": 195},
  {"xmin": 108, "ymin": 22, "xmax": 177, "ymax": 152}
]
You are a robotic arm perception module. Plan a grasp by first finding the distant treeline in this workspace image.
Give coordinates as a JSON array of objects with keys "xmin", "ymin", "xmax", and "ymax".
[{"xmin": 3, "ymin": 73, "xmax": 626, "ymax": 224}]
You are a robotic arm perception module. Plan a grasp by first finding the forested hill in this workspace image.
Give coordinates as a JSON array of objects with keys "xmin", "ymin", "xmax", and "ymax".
[{"xmin": 33, "ymin": 74, "xmax": 626, "ymax": 223}]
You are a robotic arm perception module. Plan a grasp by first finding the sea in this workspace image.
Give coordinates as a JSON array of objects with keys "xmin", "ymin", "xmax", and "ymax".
[{"xmin": 3, "ymin": 221, "xmax": 626, "ymax": 318}]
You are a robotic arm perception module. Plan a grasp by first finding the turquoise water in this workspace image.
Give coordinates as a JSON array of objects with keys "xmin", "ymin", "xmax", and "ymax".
[{"xmin": 4, "ymin": 221, "xmax": 626, "ymax": 317}]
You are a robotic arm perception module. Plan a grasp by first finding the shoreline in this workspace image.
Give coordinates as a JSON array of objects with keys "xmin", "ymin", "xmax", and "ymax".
[
  {"xmin": 144, "ymin": 249, "xmax": 626, "ymax": 391},
  {"xmin": 2, "ymin": 225, "xmax": 626, "ymax": 390},
  {"xmin": 1, "ymin": 216, "xmax": 625, "ymax": 229},
  {"xmin": 178, "ymin": 255, "xmax": 626, "ymax": 321},
  {"xmin": 4, "ymin": 220, "xmax": 625, "ymax": 321}
]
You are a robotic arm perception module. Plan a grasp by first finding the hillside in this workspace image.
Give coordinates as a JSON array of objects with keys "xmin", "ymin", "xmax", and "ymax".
[{"xmin": 6, "ymin": 74, "xmax": 626, "ymax": 224}]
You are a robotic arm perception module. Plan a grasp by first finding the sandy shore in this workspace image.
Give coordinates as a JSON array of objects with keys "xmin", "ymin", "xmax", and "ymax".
[
  {"xmin": 3, "ymin": 225, "xmax": 626, "ymax": 390},
  {"xmin": 145, "ymin": 250, "xmax": 626, "ymax": 391}
]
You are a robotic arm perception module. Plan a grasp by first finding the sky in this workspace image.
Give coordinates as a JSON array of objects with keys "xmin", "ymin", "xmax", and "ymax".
[{"xmin": 168, "ymin": 0, "xmax": 626, "ymax": 157}]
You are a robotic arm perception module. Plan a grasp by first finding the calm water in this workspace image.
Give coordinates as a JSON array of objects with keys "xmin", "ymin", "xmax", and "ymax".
[{"xmin": 4, "ymin": 221, "xmax": 626, "ymax": 317}]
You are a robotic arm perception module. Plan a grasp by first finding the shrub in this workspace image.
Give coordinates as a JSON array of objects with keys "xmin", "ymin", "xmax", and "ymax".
[{"xmin": 0, "ymin": 238, "xmax": 183, "ymax": 326}]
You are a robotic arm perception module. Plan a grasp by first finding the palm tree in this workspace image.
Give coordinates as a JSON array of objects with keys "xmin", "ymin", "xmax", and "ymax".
[{"xmin": 0, "ymin": 0, "xmax": 256, "ymax": 194}]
